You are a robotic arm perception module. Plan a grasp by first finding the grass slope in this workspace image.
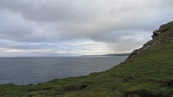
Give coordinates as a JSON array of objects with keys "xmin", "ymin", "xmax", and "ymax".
[{"xmin": 0, "ymin": 22, "xmax": 173, "ymax": 97}]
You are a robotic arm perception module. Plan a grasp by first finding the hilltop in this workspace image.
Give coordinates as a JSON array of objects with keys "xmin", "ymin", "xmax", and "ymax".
[{"xmin": 0, "ymin": 21, "xmax": 173, "ymax": 97}]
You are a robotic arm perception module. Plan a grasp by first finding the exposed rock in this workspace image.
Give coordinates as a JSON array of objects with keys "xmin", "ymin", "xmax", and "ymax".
[
  {"xmin": 159, "ymin": 24, "xmax": 169, "ymax": 32},
  {"xmin": 127, "ymin": 22, "xmax": 171, "ymax": 59},
  {"xmin": 152, "ymin": 30, "xmax": 160, "ymax": 39},
  {"xmin": 151, "ymin": 24, "xmax": 169, "ymax": 39}
]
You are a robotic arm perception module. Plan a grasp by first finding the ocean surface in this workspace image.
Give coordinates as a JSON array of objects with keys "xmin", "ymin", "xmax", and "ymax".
[{"xmin": 0, "ymin": 56, "xmax": 128, "ymax": 85}]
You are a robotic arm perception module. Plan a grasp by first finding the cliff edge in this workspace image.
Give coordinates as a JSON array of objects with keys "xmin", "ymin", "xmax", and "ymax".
[{"xmin": 128, "ymin": 21, "xmax": 173, "ymax": 59}]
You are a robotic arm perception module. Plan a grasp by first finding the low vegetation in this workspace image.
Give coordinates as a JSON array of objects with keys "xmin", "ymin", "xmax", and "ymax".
[{"xmin": 0, "ymin": 22, "xmax": 173, "ymax": 97}]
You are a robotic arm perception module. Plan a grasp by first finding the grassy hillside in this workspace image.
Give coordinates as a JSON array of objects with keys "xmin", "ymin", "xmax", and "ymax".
[{"xmin": 0, "ymin": 22, "xmax": 173, "ymax": 97}]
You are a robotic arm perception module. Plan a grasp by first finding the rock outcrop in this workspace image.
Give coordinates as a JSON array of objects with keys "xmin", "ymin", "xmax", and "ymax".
[
  {"xmin": 152, "ymin": 24, "xmax": 169, "ymax": 39},
  {"xmin": 128, "ymin": 21, "xmax": 173, "ymax": 59}
]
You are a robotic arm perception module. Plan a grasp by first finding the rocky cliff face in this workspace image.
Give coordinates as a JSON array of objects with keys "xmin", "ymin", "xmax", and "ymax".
[
  {"xmin": 152, "ymin": 23, "xmax": 170, "ymax": 39},
  {"xmin": 128, "ymin": 21, "xmax": 173, "ymax": 59}
]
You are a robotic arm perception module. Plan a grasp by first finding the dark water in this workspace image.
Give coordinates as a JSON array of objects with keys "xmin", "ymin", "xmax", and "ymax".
[{"xmin": 0, "ymin": 56, "xmax": 127, "ymax": 85}]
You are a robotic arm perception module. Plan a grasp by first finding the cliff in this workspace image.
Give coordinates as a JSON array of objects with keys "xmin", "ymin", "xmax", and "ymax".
[
  {"xmin": 128, "ymin": 21, "xmax": 173, "ymax": 59},
  {"xmin": 0, "ymin": 21, "xmax": 173, "ymax": 97}
]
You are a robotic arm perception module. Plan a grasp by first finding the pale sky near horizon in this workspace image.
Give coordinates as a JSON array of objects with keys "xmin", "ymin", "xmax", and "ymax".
[{"xmin": 0, "ymin": 0, "xmax": 173, "ymax": 56}]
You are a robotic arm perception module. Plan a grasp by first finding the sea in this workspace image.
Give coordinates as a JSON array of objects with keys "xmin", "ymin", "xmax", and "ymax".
[{"xmin": 0, "ymin": 56, "xmax": 128, "ymax": 85}]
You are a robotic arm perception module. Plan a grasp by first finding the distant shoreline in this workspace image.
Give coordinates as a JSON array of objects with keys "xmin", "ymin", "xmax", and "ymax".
[
  {"xmin": 0, "ymin": 53, "xmax": 130, "ymax": 58},
  {"xmin": 82, "ymin": 53, "xmax": 130, "ymax": 57}
]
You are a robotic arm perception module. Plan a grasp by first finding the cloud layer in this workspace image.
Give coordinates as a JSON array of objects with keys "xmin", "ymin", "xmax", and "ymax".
[{"xmin": 0, "ymin": 0, "xmax": 173, "ymax": 56}]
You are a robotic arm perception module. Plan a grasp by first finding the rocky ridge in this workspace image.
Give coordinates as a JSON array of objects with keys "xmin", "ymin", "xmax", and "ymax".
[{"xmin": 128, "ymin": 21, "xmax": 173, "ymax": 59}]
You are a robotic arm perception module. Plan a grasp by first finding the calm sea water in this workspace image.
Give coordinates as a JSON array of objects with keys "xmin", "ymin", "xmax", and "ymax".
[{"xmin": 0, "ymin": 56, "xmax": 127, "ymax": 85}]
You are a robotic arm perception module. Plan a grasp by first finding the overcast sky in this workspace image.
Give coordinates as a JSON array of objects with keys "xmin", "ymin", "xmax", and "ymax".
[{"xmin": 0, "ymin": 0, "xmax": 173, "ymax": 56}]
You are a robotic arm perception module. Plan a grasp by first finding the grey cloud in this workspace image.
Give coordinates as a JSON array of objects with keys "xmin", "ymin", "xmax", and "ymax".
[
  {"xmin": 0, "ymin": 10, "xmax": 35, "ymax": 41},
  {"xmin": 0, "ymin": 0, "xmax": 173, "ymax": 56},
  {"xmin": 0, "ymin": 10, "xmax": 66, "ymax": 42},
  {"xmin": 0, "ymin": 0, "xmax": 93, "ymax": 22}
]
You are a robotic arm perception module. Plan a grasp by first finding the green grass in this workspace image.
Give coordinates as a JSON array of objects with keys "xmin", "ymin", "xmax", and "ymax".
[{"xmin": 0, "ymin": 22, "xmax": 173, "ymax": 97}]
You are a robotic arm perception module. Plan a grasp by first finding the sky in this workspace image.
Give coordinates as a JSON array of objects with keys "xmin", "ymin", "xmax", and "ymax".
[{"xmin": 0, "ymin": 0, "xmax": 173, "ymax": 57}]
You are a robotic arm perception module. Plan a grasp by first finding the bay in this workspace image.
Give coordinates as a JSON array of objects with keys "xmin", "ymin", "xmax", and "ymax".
[{"xmin": 0, "ymin": 56, "xmax": 127, "ymax": 85}]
